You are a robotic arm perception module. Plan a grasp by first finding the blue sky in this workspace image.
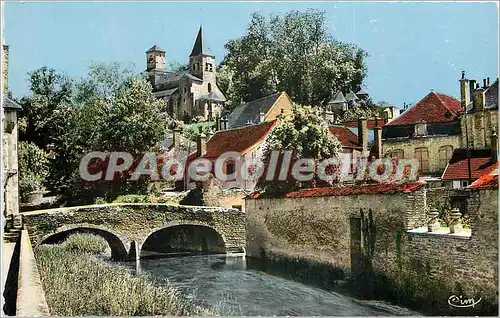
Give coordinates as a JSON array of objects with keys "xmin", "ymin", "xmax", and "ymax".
[{"xmin": 3, "ymin": 1, "xmax": 499, "ymax": 107}]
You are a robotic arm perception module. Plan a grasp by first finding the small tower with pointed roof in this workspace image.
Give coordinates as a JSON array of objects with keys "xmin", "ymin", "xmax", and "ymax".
[
  {"xmin": 146, "ymin": 45, "xmax": 166, "ymax": 71},
  {"xmin": 189, "ymin": 26, "xmax": 216, "ymax": 83}
]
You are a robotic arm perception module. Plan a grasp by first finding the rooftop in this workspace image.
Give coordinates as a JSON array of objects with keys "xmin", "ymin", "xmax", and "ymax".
[
  {"xmin": 228, "ymin": 92, "xmax": 285, "ymax": 129},
  {"xmin": 385, "ymin": 91, "xmax": 461, "ymax": 126},
  {"xmin": 442, "ymin": 148, "xmax": 497, "ymax": 181}
]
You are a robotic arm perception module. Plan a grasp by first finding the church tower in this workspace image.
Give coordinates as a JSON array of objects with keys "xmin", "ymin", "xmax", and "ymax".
[
  {"xmin": 146, "ymin": 45, "xmax": 166, "ymax": 71},
  {"xmin": 188, "ymin": 26, "xmax": 216, "ymax": 84}
]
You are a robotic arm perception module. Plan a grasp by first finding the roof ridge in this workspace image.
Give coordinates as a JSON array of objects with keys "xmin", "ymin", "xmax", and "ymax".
[
  {"xmin": 242, "ymin": 92, "xmax": 281, "ymax": 105},
  {"xmin": 212, "ymin": 120, "xmax": 276, "ymax": 135}
]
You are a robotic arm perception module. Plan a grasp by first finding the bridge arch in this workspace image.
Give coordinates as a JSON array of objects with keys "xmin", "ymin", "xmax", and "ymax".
[
  {"xmin": 140, "ymin": 220, "xmax": 227, "ymax": 257},
  {"xmin": 38, "ymin": 224, "xmax": 129, "ymax": 261}
]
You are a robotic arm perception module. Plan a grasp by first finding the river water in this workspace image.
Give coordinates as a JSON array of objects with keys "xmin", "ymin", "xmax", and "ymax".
[{"xmin": 137, "ymin": 254, "xmax": 419, "ymax": 316}]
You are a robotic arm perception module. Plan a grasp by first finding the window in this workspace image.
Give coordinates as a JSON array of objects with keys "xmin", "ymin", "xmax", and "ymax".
[
  {"xmin": 391, "ymin": 149, "xmax": 404, "ymax": 160},
  {"xmin": 225, "ymin": 160, "xmax": 235, "ymax": 178},
  {"xmin": 183, "ymin": 87, "xmax": 188, "ymax": 94},
  {"xmin": 205, "ymin": 63, "xmax": 213, "ymax": 72},
  {"xmin": 438, "ymin": 145, "xmax": 453, "ymax": 170},
  {"xmin": 208, "ymin": 83, "xmax": 212, "ymax": 92},
  {"xmin": 414, "ymin": 147, "xmax": 429, "ymax": 173},
  {"xmin": 414, "ymin": 122, "xmax": 428, "ymax": 137},
  {"xmin": 461, "ymin": 180, "xmax": 469, "ymax": 188},
  {"xmin": 205, "ymin": 63, "xmax": 209, "ymax": 71}
]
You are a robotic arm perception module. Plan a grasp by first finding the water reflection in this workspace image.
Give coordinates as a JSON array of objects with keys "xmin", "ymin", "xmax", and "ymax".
[{"xmin": 139, "ymin": 254, "xmax": 418, "ymax": 316}]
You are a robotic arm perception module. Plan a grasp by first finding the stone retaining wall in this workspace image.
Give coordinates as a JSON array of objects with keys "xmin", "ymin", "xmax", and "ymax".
[
  {"xmin": 16, "ymin": 230, "xmax": 50, "ymax": 316},
  {"xmin": 245, "ymin": 188, "xmax": 498, "ymax": 314}
]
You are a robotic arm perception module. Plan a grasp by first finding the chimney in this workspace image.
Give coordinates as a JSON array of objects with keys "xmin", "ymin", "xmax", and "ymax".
[
  {"xmin": 215, "ymin": 116, "xmax": 220, "ymax": 131},
  {"xmin": 374, "ymin": 117, "xmax": 383, "ymax": 159},
  {"xmin": 492, "ymin": 130, "xmax": 498, "ymax": 161},
  {"xmin": 469, "ymin": 79, "xmax": 476, "ymax": 106},
  {"xmin": 196, "ymin": 132, "xmax": 207, "ymax": 157},
  {"xmin": 221, "ymin": 115, "xmax": 228, "ymax": 130},
  {"xmin": 483, "ymin": 78, "xmax": 487, "ymax": 88},
  {"xmin": 487, "ymin": 77, "xmax": 490, "ymax": 86},
  {"xmin": 172, "ymin": 127, "xmax": 181, "ymax": 149},
  {"xmin": 472, "ymin": 86, "xmax": 486, "ymax": 111},
  {"xmin": 459, "ymin": 71, "xmax": 470, "ymax": 110},
  {"xmin": 357, "ymin": 117, "xmax": 368, "ymax": 155},
  {"xmin": 259, "ymin": 110, "xmax": 265, "ymax": 123},
  {"xmin": 2, "ymin": 45, "xmax": 8, "ymax": 94}
]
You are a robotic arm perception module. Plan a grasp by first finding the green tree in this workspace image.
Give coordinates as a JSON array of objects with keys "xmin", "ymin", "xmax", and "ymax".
[
  {"xmin": 257, "ymin": 105, "xmax": 342, "ymax": 194},
  {"xmin": 18, "ymin": 141, "xmax": 49, "ymax": 200},
  {"xmin": 18, "ymin": 67, "xmax": 74, "ymax": 149},
  {"xmin": 217, "ymin": 10, "xmax": 368, "ymax": 110},
  {"xmin": 18, "ymin": 63, "xmax": 168, "ymax": 203}
]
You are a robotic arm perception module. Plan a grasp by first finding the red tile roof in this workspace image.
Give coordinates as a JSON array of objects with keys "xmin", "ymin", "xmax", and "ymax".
[
  {"xmin": 442, "ymin": 149, "xmax": 497, "ymax": 180},
  {"xmin": 469, "ymin": 162, "xmax": 498, "ymax": 189},
  {"xmin": 342, "ymin": 118, "xmax": 385, "ymax": 130},
  {"xmin": 249, "ymin": 181, "xmax": 427, "ymax": 199},
  {"xmin": 328, "ymin": 126, "xmax": 360, "ymax": 148},
  {"xmin": 385, "ymin": 92, "xmax": 461, "ymax": 126},
  {"xmin": 203, "ymin": 121, "xmax": 277, "ymax": 159}
]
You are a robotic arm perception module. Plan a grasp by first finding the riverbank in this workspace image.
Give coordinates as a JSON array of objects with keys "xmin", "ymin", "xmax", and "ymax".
[{"xmin": 35, "ymin": 234, "xmax": 213, "ymax": 316}]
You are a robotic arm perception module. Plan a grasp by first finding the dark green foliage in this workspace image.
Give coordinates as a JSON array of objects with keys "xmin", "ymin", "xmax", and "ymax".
[
  {"xmin": 218, "ymin": 10, "xmax": 368, "ymax": 109},
  {"xmin": 179, "ymin": 188, "xmax": 204, "ymax": 206}
]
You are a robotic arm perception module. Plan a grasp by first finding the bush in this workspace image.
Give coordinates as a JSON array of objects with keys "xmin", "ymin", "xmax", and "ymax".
[
  {"xmin": 112, "ymin": 194, "xmax": 149, "ymax": 203},
  {"xmin": 35, "ymin": 243, "xmax": 212, "ymax": 316},
  {"xmin": 18, "ymin": 141, "xmax": 49, "ymax": 199},
  {"xmin": 62, "ymin": 233, "xmax": 109, "ymax": 255},
  {"xmin": 94, "ymin": 197, "xmax": 107, "ymax": 204}
]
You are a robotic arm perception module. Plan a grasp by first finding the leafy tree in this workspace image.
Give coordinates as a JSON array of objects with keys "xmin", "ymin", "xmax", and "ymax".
[
  {"xmin": 257, "ymin": 105, "xmax": 342, "ymax": 194},
  {"xmin": 217, "ymin": 10, "xmax": 368, "ymax": 110},
  {"xmin": 18, "ymin": 67, "xmax": 74, "ymax": 149},
  {"xmin": 19, "ymin": 62, "xmax": 169, "ymax": 203},
  {"xmin": 18, "ymin": 141, "xmax": 49, "ymax": 200}
]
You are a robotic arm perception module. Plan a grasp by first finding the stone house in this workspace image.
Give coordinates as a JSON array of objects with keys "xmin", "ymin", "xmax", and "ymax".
[
  {"xmin": 2, "ymin": 44, "xmax": 22, "ymax": 217},
  {"xmin": 441, "ymin": 72, "xmax": 498, "ymax": 188},
  {"xmin": 185, "ymin": 120, "xmax": 277, "ymax": 191},
  {"xmin": 146, "ymin": 26, "xmax": 226, "ymax": 122},
  {"xmin": 227, "ymin": 91, "xmax": 293, "ymax": 129},
  {"xmin": 382, "ymin": 90, "xmax": 462, "ymax": 178}
]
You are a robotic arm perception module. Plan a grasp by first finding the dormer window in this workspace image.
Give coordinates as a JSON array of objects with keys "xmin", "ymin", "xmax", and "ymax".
[{"xmin": 414, "ymin": 122, "xmax": 427, "ymax": 137}]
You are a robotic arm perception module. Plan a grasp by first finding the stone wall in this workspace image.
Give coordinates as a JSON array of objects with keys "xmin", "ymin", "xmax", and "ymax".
[
  {"xmin": 246, "ymin": 191, "xmax": 414, "ymax": 271},
  {"xmin": 383, "ymin": 135, "xmax": 461, "ymax": 175},
  {"xmin": 23, "ymin": 203, "xmax": 246, "ymax": 258},
  {"xmin": 245, "ymin": 188, "xmax": 498, "ymax": 314}
]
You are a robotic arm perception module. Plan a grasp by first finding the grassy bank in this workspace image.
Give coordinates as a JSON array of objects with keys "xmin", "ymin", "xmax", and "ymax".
[{"xmin": 35, "ymin": 234, "xmax": 213, "ymax": 316}]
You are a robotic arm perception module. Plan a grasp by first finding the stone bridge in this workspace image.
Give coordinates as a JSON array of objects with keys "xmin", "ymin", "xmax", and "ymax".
[{"xmin": 22, "ymin": 203, "xmax": 246, "ymax": 261}]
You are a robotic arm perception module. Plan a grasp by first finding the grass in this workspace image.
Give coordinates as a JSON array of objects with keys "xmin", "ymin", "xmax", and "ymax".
[{"xmin": 35, "ymin": 234, "xmax": 214, "ymax": 316}]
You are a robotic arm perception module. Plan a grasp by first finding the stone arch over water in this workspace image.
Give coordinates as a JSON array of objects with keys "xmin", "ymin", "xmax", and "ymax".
[
  {"xmin": 140, "ymin": 220, "xmax": 227, "ymax": 257},
  {"xmin": 38, "ymin": 225, "xmax": 129, "ymax": 261}
]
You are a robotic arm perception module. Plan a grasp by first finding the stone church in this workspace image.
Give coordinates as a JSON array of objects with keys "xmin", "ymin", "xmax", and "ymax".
[{"xmin": 146, "ymin": 26, "xmax": 226, "ymax": 123}]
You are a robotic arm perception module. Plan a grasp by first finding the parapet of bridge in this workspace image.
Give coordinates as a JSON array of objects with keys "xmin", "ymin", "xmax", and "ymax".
[{"xmin": 22, "ymin": 203, "xmax": 246, "ymax": 261}]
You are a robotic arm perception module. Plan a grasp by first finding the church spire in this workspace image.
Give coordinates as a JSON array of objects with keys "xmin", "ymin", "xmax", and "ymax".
[{"xmin": 190, "ymin": 26, "xmax": 213, "ymax": 57}]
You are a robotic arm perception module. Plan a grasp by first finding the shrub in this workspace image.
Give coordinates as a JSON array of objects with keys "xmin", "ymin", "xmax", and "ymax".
[
  {"xmin": 94, "ymin": 197, "xmax": 107, "ymax": 204},
  {"xmin": 62, "ymin": 233, "xmax": 109, "ymax": 255},
  {"xmin": 35, "ymin": 243, "xmax": 212, "ymax": 316},
  {"xmin": 112, "ymin": 194, "xmax": 149, "ymax": 203},
  {"xmin": 18, "ymin": 141, "xmax": 49, "ymax": 199}
]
